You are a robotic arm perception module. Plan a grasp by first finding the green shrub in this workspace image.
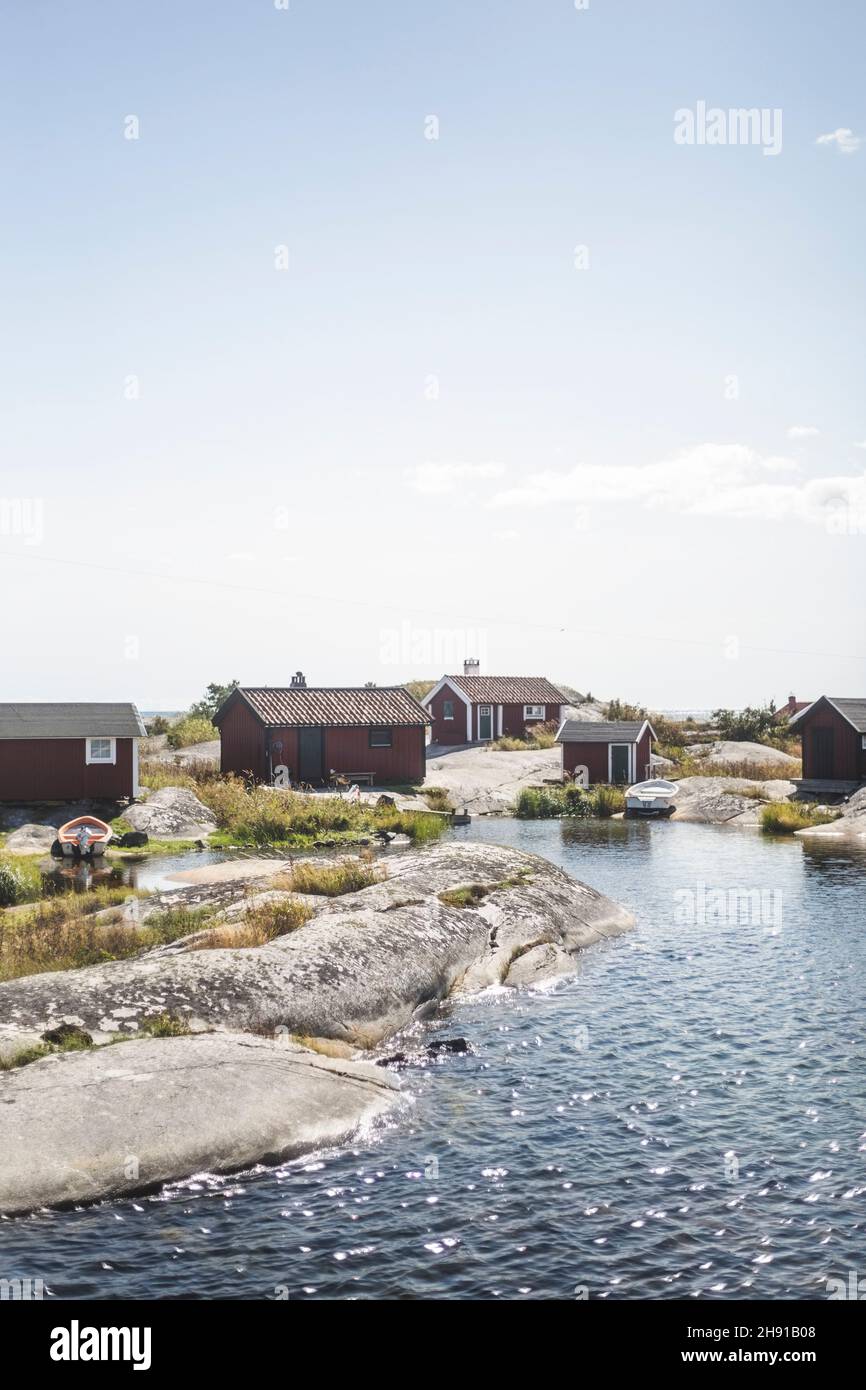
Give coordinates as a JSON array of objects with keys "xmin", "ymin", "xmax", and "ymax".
[
  {"xmin": 761, "ymin": 802, "xmax": 840, "ymax": 835},
  {"xmin": 0, "ymin": 861, "xmax": 34, "ymax": 908},
  {"xmin": 516, "ymin": 783, "xmax": 625, "ymax": 819},
  {"xmin": 166, "ymin": 714, "xmax": 217, "ymax": 749}
]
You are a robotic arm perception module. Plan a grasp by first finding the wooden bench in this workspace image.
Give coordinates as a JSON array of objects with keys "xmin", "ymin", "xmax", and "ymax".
[{"xmin": 329, "ymin": 771, "xmax": 376, "ymax": 788}]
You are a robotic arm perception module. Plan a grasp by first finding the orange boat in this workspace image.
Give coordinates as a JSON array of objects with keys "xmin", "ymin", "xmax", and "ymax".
[{"xmin": 57, "ymin": 815, "xmax": 112, "ymax": 858}]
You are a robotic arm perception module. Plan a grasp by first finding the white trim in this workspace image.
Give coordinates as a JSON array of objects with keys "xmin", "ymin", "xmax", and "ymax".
[
  {"xmin": 608, "ymin": 742, "xmax": 633, "ymax": 783},
  {"xmin": 85, "ymin": 736, "xmax": 116, "ymax": 765},
  {"xmin": 497, "ymin": 705, "xmax": 503, "ymax": 735},
  {"xmin": 789, "ymin": 696, "xmax": 863, "ymax": 735},
  {"xmin": 132, "ymin": 738, "xmax": 140, "ymax": 796},
  {"xmin": 524, "ymin": 704, "xmax": 546, "ymax": 720},
  {"xmin": 422, "ymin": 677, "xmax": 473, "ymax": 743}
]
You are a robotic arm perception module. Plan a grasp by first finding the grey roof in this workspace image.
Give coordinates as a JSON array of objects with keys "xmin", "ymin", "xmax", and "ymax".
[
  {"xmin": 556, "ymin": 719, "xmax": 654, "ymax": 744},
  {"xmin": 789, "ymin": 697, "xmax": 866, "ymax": 733},
  {"xmin": 0, "ymin": 703, "xmax": 147, "ymax": 740}
]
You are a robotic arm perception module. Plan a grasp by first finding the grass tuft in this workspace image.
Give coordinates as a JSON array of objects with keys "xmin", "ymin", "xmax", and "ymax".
[{"xmin": 760, "ymin": 802, "xmax": 840, "ymax": 835}]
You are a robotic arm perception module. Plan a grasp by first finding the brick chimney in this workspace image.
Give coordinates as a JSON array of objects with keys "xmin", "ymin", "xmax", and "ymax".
[
  {"xmin": 290, "ymin": 671, "xmax": 307, "ymax": 687},
  {"xmin": 463, "ymin": 658, "xmax": 480, "ymax": 677}
]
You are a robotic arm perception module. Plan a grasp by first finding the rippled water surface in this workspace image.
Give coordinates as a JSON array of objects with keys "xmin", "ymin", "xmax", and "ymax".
[{"xmin": 2, "ymin": 819, "xmax": 865, "ymax": 1300}]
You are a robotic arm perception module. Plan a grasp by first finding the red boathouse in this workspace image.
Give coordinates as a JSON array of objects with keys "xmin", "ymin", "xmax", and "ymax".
[
  {"xmin": 788, "ymin": 696, "xmax": 866, "ymax": 788},
  {"xmin": 423, "ymin": 664, "xmax": 566, "ymax": 745},
  {"xmin": 214, "ymin": 678, "xmax": 430, "ymax": 785},
  {"xmin": 556, "ymin": 718, "xmax": 657, "ymax": 786},
  {"xmin": 0, "ymin": 703, "xmax": 146, "ymax": 802}
]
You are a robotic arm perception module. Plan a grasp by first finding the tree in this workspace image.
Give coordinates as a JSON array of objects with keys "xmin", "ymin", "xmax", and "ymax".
[
  {"xmin": 190, "ymin": 679, "xmax": 240, "ymax": 722},
  {"xmin": 712, "ymin": 701, "xmax": 777, "ymax": 743}
]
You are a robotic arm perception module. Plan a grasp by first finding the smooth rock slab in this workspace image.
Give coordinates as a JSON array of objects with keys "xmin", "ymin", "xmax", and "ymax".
[
  {"xmin": 124, "ymin": 786, "xmax": 217, "ymax": 840},
  {"xmin": 3, "ymin": 824, "xmax": 56, "ymax": 855},
  {"xmin": 0, "ymin": 1033, "xmax": 398, "ymax": 1216},
  {"xmin": 0, "ymin": 843, "xmax": 635, "ymax": 1057}
]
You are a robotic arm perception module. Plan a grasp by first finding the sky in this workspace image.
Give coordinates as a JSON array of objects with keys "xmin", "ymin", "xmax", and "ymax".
[{"xmin": 1, "ymin": 0, "xmax": 864, "ymax": 711}]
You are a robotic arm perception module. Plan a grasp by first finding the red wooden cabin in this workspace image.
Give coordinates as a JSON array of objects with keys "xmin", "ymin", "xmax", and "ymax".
[
  {"xmin": 0, "ymin": 703, "xmax": 146, "ymax": 802},
  {"xmin": 423, "ymin": 670, "xmax": 566, "ymax": 745},
  {"xmin": 214, "ymin": 681, "xmax": 430, "ymax": 785},
  {"xmin": 556, "ymin": 718, "xmax": 657, "ymax": 786},
  {"xmin": 788, "ymin": 696, "xmax": 866, "ymax": 788}
]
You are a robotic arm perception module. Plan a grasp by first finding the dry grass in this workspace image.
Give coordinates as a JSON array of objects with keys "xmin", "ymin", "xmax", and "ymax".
[
  {"xmin": 0, "ymin": 893, "xmax": 220, "ymax": 982},
  {"xmin": 191, "ymin": 896, "xmax": 314, "ymax": 949},
  {"xmin": 761, "ymin": 802, "xmax": 840, "ymax": 835},
  {"xmin": 422, "ymin": 785, "xmax": 455, "ymax": 813},
  {"xmin": 271, "ymin": 858, "xmax": 386, "ymax": 896}
]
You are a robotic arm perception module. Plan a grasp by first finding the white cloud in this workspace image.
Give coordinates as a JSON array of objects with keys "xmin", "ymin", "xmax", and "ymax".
[
  {"xmin": 404, "ymin": 461, "xmax": 505, "ymax": 495},
  {"xmin": 815, "ymin": 127, "xmax": 861, "ymax": 154},
  {"xmin": 490, "ymin": 444, "xmax": 866, "ymax": 528},
  {"xmin": 787, "ymin": 424, "xmax": 819, "ymax": 438},
  {"xmin": 854, "ymin": 440, "xmax": 866, "ymax": 450}
]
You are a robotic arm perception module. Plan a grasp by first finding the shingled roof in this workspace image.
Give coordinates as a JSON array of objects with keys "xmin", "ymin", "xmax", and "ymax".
[
  {"xmin": 556, "ymin": 719, "xmax": 656, "ymax": 743},
  {"xmin": 218, "ymin": 686, "xmax": 431, "ymax": 729},
  {"xmin": 443, "ymin": 676, "xmax": 566, "ymax": 705},
  {"xmin": 789, "ymin": 697, "xmax": 866, "ymax": 733},
  {"xmin": 0, "ymin": 703, "xmax": 147, "ymax": 740}
]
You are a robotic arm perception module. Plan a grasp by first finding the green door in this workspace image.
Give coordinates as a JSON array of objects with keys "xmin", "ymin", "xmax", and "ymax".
[{"xmin": 610, "ymin": 744, "xmax": 631, "ymax": 784}]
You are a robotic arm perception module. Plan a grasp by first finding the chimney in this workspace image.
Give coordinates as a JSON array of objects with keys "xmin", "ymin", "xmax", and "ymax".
[
  {"xmin": 291, "ymin": 671, "xmax": 307, "ymax": 687},
  {"xmin": 788, "ymin": 693, "xmax": 796, "ymax": 706},
  {"xmin": 464, "ymin": 657, "xmax": 480, "ymax": 678}
]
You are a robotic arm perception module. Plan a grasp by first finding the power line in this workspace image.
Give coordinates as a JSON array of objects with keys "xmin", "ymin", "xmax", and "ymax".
[{"xmin": 1, "ymin": 547, "xmax": 864, "ymax": 667}]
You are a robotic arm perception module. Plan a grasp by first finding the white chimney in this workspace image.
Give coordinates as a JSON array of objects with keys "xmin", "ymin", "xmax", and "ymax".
[{"xmin": 464, "ymin": 658, "xmax": 480, "ymax": 677}]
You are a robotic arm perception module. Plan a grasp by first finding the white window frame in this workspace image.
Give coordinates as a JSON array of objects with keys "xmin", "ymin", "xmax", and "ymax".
[
  {"xmin": 524, "ymin": 704, "xmax": 546, "ymax": 720},
  {"xmin": 86, "ymin": 736, "xmax": 116, "ymax": 765},
  {"xmin": 443, "ymin": 699, "xmax": 455, "ymax": 720},
  {"xmin": 861, "ymin": 734, "xmax": 866, "ymax": 750}
]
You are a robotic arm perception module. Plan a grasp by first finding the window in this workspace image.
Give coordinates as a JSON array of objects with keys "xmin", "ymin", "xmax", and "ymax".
[
  {"xmin": 862, "ymin": 734, "xmax": 866, "ymax": 750},
  {"xmin": 86, "ymin": 737, "xmax": 116, "ymax": 765},
  {"xmin": 369, "ymin": 727, "xmax": 393, "ymax": 748},
  {"xmin": 524, "ymin": 704, "xmax": 545, "ymax": 720},
  {"xmin": 443, "ymin": 700, "xmax": 454, "ymax": 720}
]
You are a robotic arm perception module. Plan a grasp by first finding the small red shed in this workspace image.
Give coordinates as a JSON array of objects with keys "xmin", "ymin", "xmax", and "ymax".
[
  {"xmin": 214, "ymin": 681, "xmax": 430, "ymax": 785},
  {"xmin": 423, "ymin": 669, "xmax": 566, "ymax": 745},
  {"xmin": 0, "ymin": 703, "xmax": 146, "ymax": 802},
  {"xmin": 788, "ymin": 696, "xmax": 866, "ymax": 787},
  {"xmin": 556, "ymin": 718, "xmax": 657, "ymax": 786}
]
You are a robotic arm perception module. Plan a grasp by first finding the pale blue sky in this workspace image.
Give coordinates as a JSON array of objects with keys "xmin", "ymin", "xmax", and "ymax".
[{"xmin": 1, "ymin": 1, "xmax": 863, "ymax": 709}]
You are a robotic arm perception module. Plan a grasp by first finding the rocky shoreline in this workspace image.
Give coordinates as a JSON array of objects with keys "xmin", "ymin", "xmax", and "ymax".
[{"xmin": 0, "ymin": 842, "xmax": 634, "ymax": 1215}]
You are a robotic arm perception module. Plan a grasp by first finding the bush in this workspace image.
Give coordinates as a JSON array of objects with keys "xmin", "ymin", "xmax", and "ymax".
[
  {"xmin": 712, "ymin": 703, "xmax": 778, "ymax": 743},
  {"xmin": 166, "ymin": 714, "xmax": 217, "ymax": 749},
  {"xmin": 761, "ymin": 802, "xmax": 840, "ymax": 835},
  {"xmin": 516, "ymin": 783, "xmax": 625, "ymax": 819},
  {"xmin": 488, "ymin": 720, "xmax": 559, "ymax": 751},
  {"xmin": 0, "ymin": 861, "xmax": 33, "ymax": 908}
]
